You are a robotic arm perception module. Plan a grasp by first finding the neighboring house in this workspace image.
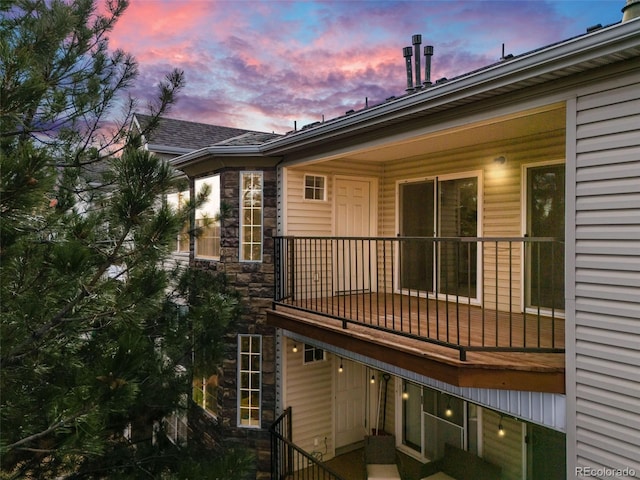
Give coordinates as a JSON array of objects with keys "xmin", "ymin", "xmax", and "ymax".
[
  {"xmin": 169, "ymin": 4, "xmax": 639, "ymax": 479},
  {"xmin": 132, "ymin": 114, "xmax": 282, "ymax": 472},
  {"xmin": 133, "ymin": 113, "xmax": 258, "ymax": 161},
  {"xmin": 133, "ymin": 114, "xmax": 275, "ymax": 267}
]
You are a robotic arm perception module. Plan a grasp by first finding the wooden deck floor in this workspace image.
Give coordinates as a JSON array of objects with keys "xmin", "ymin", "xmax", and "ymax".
[
  {"xmin": 268, "ymin": 293, "xmax": 566, "ymax": 393},
  {"xmin": 285, "ymin": 292, "xmax": 564, "ymax": 351}
]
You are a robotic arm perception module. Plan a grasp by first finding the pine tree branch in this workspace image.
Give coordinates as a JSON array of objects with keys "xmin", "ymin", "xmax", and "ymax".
[
  {"xmin": 2, "ymin": 228, "xmax": 131, "ymax": 366},
  {"xmin": 5, "ymin": 403, "xmax": 95, "ymax": 452}
]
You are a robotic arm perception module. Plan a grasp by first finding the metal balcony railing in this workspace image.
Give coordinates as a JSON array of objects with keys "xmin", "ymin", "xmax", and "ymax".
[{"xmin": 274, "ymin": 236, "xmax": 565, "ymax": 360}]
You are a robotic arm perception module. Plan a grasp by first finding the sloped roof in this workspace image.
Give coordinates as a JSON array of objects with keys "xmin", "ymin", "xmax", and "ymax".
[
  {"xmin": 134, "ymin": 114, "xmax": 275, "ymax": 152},
  {"xmin": 216, "ymin": 131, "xmax": 282, "ymax": 146}
]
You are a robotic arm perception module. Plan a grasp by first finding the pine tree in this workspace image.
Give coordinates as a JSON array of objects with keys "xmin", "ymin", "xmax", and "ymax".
[{"xmin": 1, "ymin": 1, "xmax": 252, "ymax": 478}]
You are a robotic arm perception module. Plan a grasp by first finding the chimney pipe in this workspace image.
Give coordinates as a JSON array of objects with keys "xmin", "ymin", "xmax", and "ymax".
[
  {"xmin": 412, "ymin": 34, "xmax": 422, "ymax": 88},
  {"xmin": 424, "ymin": 45, "xmax": 434, "ymax": 86},
  {"xmin": 622, "ymin": 0, "xmax": 640, "ymax": 21},
  {"xmin": 403, "ymin": 46, "xmax": 414, "ymax": 91}
]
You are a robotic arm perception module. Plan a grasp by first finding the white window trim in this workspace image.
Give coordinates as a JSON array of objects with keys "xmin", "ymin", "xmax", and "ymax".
[
  {"xmin": 166, "ymin": 190, "xmax": 190, "ymax": 254},
  {"xmin": 239, "ymin": 171, "xmax": 263, "ymax": 262},
  {"xmin": 193, "ymin": 173, "xmax": 222, "ymax": 260},
  {"xmin": 237, "ymin": 334, "xmax": 262, "ymax": 428},
  {"xmin": 303, "ymin": 344, "xmax": 326, "ymax": 364},
  {"xmin": 520, "ymin": 159, "xmax": 566, "ymax": 318},
  {"xmin": 195, "ymin": 174, "xmax": 221, "ymax": 261},
  {"xmin": 303, "ymin": 174, "xmax": 327, "ymax": 202}
]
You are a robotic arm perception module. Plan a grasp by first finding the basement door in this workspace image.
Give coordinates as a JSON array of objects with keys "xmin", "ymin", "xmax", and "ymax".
[
  {"xmin": 335, "ymin": 359, "xmax": 367, "ymax": 448},
  {"xmin": 334, "ymin": 178, "xmax": 373, "ymax": 293}
]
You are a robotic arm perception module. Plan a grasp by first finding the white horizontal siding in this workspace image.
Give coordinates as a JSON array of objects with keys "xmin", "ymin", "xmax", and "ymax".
[
  {"xmin": 282, "ymin": 337, "xmax": 335, "ymax": 458},
  {"xmin": 570, "ymin": 69, "xmax": 640, "ymax": 475},
  {"xmin": 482, "ymin": 410, "xmax": 523, "ymax": 480},
  {"xmin": 163, "ymin": 253, "xmax": 190, "ymax": 271},
  {"xmin": 284, "ymin": 161, "xmax": 383, "ymax": 237}
]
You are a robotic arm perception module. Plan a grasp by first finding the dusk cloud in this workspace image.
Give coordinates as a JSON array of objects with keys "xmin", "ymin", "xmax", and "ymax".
[{"xmin": 109, "ymin": 0, "xmax": 625, "ymax": 133}]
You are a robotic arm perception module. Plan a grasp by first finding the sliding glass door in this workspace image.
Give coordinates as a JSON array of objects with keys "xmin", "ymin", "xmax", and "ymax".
[
  {"xmin": 525, "ymin": 164, "xmax": 565, "ymax": 311},
  {"xmin": 399, "ymin": 175, "xmax": 478, "ymax": 299},
  {"xmin": 399, "ymin": 180, "xmax": 435, "ymax": 292},
  {"xmin": 438, "ymin": 177, "xmax": 478, "ymax": 298}
]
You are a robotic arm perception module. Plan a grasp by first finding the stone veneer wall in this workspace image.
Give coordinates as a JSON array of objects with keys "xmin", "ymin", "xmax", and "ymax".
[{"xmin": 190, "ymin": 166, "xmax": 277, "ymax": 480}]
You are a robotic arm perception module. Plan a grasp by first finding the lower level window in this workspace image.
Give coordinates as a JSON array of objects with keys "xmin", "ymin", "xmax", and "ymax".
[
  {"xmin": 304, "ymin": 344, "xmax": 325, "ymax": 364},
  {"xmin": 238, "ymin": 335, "xmax": 261, "ymax": 427},
  {"xmin": 164, "ymin": 393, "xmax": 188, "ymax": 446},
  {"xmin": 402, "ymin": 382, "xmax": 464, "ymax": 459}
]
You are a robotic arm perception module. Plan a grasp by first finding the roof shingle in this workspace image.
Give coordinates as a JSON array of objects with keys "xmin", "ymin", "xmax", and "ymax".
[{"xmin": 135, "ymin": 114, "xmax": 276, "ymax": 150}]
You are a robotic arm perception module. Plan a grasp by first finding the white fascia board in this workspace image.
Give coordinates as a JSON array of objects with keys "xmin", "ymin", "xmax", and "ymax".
[
  {"xmin": 262, "ymin": 19, "xmax": 640, "ymax": 155},
  {"xmin": 147, "ymin": 144, "xmax": 194, "ymax": 156},
  {"xmin": 170, "ymin": 145, "xmax": 265, "ymax": 169}
]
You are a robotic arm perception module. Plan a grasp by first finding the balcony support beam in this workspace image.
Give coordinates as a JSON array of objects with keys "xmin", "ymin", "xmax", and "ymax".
[{"xmin": 268, "ymin": 308, "xmax": 565, "ymax": 394}]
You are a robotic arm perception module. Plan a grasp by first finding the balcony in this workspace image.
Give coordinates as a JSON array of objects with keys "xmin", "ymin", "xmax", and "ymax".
[{"xmin": 268, "ymin": 236, "xmax": 566, "ymax": 393}]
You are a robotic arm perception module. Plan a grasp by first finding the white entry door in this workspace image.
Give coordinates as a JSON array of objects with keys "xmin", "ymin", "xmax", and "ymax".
[
  {"xmin": 334, "ymin": 178, "xmax": 373, "ymax": 293},
  {"xmin": 335, "ymin": 359, "xmax": 366, "ymax": 448}
]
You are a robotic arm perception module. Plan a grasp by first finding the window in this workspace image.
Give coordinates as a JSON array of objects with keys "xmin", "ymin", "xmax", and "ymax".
[
  {"xmin": 195, "ymin": 175, "xmax": 221, "ymax": 259},
  {"xmin": 193, "ymin": 373, "xmax": 219, "ymax": 417},
  {"xmin": 166, "ymin": 190, "xmax": 190, "ymax": 253},
  {"xmin": 400, "ymin": 382, "xmax": 466, "ymax": 460},
  {"xmin": 402, "ymin": 381, "xmax": 422, "ymax": 453},
  {"xmin": 164, "ymin": 393, "xmax": 188, "ymax": 446},
  {"xmin": 240, "ymin": 172, "xmax": 262, "ymax": 262},
  {"xmin": 303, "ymin": 344, "xmax": 325, "ymax": 364},
  {"xmin": 304, "ymin": 174, "xmax": 326, "ymax": 201},
  {"xmin": 238, "ymin": 335, "xmax": 261, "ymax": 427}
]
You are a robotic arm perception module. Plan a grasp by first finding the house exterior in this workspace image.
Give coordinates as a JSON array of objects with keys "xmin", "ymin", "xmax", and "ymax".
[{"xmin": 167, "ymin": 4, "xmax": 639, "ymax": 479}]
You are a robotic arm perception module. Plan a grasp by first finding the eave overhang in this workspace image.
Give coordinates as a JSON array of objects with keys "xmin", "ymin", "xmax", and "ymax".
[{"xmin": 170, "ymin": 145, "xmax": 282, "ymax": 177}]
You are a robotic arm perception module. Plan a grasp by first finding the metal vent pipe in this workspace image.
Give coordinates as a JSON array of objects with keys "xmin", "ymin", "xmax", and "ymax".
[
  {"xmin": 403, "ymin": 46, "xmax": 414, "ymax": 91},
  {"xmin": 622, "ymin": 0, "xmax": 640, "ymax": 21},
  {"xmin": 424, "ymin": 45, "xmax": 434, "ymax": 86},
  {"xmin": 412, "ymin": 34, "xmax": 422, "ymax": 88}
]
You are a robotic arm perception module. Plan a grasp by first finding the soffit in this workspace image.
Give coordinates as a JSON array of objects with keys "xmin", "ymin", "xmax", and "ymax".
[
  {"xmin": 344, "ymin": 106, "xmax": 566, "ymax": 163},
  {"xmin": 285, "ymin": 103, "xmax": 566, "ymax": 167}
]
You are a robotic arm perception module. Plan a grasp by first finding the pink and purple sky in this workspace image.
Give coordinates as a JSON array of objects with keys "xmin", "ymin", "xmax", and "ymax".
[{"xmin": 109, "ymin": 0, "xmax": 626, "ymax": 133}]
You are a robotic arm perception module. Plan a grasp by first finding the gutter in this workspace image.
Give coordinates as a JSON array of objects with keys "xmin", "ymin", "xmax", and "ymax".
[
  {"xmin": 148, "ymin": 144, "xmax": 195, "ymax": 156},
  {"xmin": 170, "ymin": 144, "xmax": 266, "ymax": 169}
]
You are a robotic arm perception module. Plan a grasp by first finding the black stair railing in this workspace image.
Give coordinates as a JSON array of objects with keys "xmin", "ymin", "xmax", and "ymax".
[{"xmin": 270, "ymin": 407, "xmax": 347, "ymax": 480}]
